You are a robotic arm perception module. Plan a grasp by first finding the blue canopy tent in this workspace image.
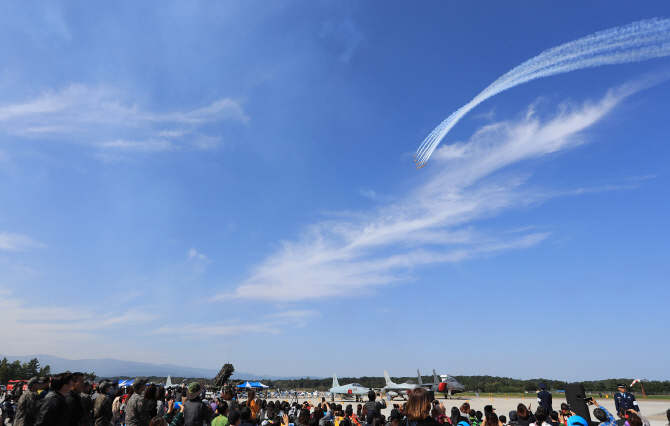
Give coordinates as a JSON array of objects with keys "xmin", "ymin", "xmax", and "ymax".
[
  {"xmin": 237, "ymin": 381, "xmax": 268, "ymax": 388},
  {"xmin": 118, "ymin": 380, "xmax": 134, "ymax": 387}
]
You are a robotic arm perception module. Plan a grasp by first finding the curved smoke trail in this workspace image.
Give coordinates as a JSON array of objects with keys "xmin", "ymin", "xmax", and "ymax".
[{"xmin": 415, "ymin": 18, "xmax": 670, "ymax": 168}]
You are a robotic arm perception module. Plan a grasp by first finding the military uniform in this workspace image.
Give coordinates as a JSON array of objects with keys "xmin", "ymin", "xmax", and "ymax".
[
  {"xmin": 93, "ymin": 394, "xmax": 112, "ymax": 426},
  {"xmin": 15, "ymin": 390, "xmax": 40, "ymax": 426},
  {"xmin": 125, "ymin": 393, "xmax": 150, "ymax": 426},
  {"xmin": 614, "ymin": 391, "xmax": 639, "ymax": 416}
]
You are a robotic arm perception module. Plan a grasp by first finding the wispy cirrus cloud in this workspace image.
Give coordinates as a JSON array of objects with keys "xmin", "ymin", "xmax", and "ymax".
[
  {"xmin": 0, "ymin": 287, "xmax": 159, "ymax": 354},
  {"xmin": 0, "ymin": 84, "xmax": 247, "ymax": 156},
  {"xmin": 152, "ymin": 321, "xmax": 281, "ymax": 338},
  {"xmin": 221, "ymin": 83, "xmax": 646, "ymax": 302},
  {"xmin": 0, "ymin": 232, "xmax": 46, "ymax": 251},
  {"xmin": 187, "ymin": 248, "xmax": 212, "ymax": 277}
]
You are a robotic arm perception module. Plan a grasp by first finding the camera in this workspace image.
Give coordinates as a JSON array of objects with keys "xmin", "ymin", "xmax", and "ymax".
[{"xmin": 584, "ymin": 397, "xmax": 593, "ymax": 405}]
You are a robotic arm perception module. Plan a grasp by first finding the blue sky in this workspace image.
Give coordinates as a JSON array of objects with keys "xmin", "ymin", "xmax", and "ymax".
[{"xmin": 1, "ymin": 2, "xmax": 669, "ymax": 381}]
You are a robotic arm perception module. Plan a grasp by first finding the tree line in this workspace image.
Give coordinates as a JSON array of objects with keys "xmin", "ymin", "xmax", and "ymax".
[
  {"xmin": 0, "ymin": 358, "xmax": 95, "ymax": 385},
  {"xmin": 0, "ymin": 358, "xmax": 52, "ymax": 384}
]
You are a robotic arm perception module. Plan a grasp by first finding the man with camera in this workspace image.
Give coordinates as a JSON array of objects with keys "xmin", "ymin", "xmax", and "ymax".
[{"xmin": 586, "ymin": 398, "xmax": 616, "ymax": 426}]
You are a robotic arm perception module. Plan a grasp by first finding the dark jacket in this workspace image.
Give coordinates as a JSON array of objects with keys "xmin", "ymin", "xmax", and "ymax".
[
  {"xmin": 537, "ymin": 391, "xmax": 553, "ymax": 414},
  {"xmin": 145, "ymin": 400, "xmax": 157, "ymax": 419},
  {"xmin": 614, "ymin": 392, "xmax": 639, "ymax": 416},
  {"xmin": 517, "ymin": 414, "xmax": 535, "ymax": 426},
  {"xmin": 401, "ymin": 416, "xmax": 441, "ymax": 426},
  {"xmin": 183, "ymin": 398, "xmax": 211, "ymax": 426},
  {"xmin": 81, "ymin": 393, "xmax": 94, "ymax": 426},
  {"xmin": 35, "ymin": 391, "xmax": 70, "ymax": 426},
  {"xmin": 65, "ymin": 391, "xmax": 83, "ymax": 426}
]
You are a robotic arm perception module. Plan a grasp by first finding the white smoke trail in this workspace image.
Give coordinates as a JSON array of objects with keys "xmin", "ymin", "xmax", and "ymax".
[{"xmin": 415, "ymin": 18, "xmax": 670, "ymax": 168}]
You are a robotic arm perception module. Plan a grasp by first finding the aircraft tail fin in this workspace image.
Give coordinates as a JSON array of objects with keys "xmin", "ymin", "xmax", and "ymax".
[
  {"xmin": 417, "ymin": 370, "xmax": 423, "ymax": 385},
  {"xmin": 433, "ymin": 369, "xmax": 439, "ymax": 384},
  {"xmin": 383, "ymin": 370, "xmax": 393, "ymax": 386},
  {"xmin": 332, "ymin": 374, "xmax": 339, "ymax": 388}
]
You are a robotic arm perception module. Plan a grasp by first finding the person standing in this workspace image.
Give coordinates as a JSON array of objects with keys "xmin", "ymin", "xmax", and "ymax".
[
  {"xmin": 183, "ymin": 382, "xmax": 211, "ymax": 426},
  {"xmin": 212, "ymin": 402, "xmax": 230, "ymax": 426},
  {"xmin": 66, "ymin": 373, "xmax": 86, "ymax": 426},
  {"xmin": 80, "ymin": 382, "xmax": 94, "ymax": 426},
  {"xmin": 35, "ymin": 372, "xmax": 74, "ymax": 426},
  {"xmin": 12, "ymin": 381, "xmax": 25, "ymax": 399},
  {"xmin": 126, "ymin": 378, "xmax": 150, "ymax": 426},
  {"xmin": 537, "ymin": 384, "xmax": 553, "ymax": 415},
  {"xmin": 247, "ymin": 390, "xmax": 259, "ymax": 421},
  {"xmin": 614, "ymin": 384, "xmax": 640, "ymax": 417},
  {"xmin": 15, "ymin": 378, "xmax": 42, "ymax": 426},
  {"xmin": 93, "ymin": 381, "xmax": 113, "ymax": 426},
  {"xmin": 589, "ymin": 398, "xmax": 617, "ymax": 426}
]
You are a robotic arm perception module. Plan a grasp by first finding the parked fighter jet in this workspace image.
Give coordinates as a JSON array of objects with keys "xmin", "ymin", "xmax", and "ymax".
[
  {"xmin": 382, "ymin": 370, "xmax": 421, "ymax": 400},
  {"xmin": 329, "ymin": 374, "xmax": 371, "ymax": 400},
  {"xmin": 417, "ymin": 369, "xmax": 465, "ymax": 398}
]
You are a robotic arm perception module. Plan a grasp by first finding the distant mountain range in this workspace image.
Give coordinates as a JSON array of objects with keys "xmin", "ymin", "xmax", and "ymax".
[{"xmin": 0, "ymin": 354, "xmax": 319, "ymax": 380}]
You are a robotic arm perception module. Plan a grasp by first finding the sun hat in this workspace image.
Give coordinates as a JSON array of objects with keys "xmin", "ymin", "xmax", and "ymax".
[{"xmin": 187, "ymin": 381, "xmax": 202, "ymax": 400}]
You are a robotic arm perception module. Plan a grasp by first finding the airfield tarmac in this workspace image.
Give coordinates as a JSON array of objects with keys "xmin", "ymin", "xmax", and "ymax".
[{"xmin": 300, "ymin": 396, "xmax": 669, "ymax": 426}]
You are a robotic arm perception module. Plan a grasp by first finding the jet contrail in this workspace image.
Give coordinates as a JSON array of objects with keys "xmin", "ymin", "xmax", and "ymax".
[{"xmin": 414, "ymin": 18, "xmax": 670, "ymax": 168}]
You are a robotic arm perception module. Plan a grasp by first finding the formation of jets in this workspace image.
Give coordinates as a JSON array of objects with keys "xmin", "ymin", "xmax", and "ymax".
[{"xmin": 328, "ymin": 369, "xmax": 465, "ymax": 400}]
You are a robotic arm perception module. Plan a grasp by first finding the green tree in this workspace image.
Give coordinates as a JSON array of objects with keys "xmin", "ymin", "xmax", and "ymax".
[
  {"xmin": 0, "ymin": 358, "xmax": 9, "ymax": 384},
  {"xmin": 24, "ymin": 358, "xmax": 41, "ymax": 378},
  {"xmin": 8, "ymin": 360, "xmax": 23, "ymax": 380},
  {"xmin": 39, "ymin": 365, "xmax": 51, "ymax": 377}
]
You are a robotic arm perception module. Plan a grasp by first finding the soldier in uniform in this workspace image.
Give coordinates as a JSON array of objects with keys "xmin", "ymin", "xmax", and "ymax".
[
  {"xmin": 93, "ymin": 381, "xmax": 113, "ymax": 426},
  {"xmin": 614, "ymin": 384, "xmax": 640, "ymax": 417},
  {"xmin": 15, "ymin": 377, "xmax": 42, "ymax": 426},
  {"xmin": 125, "ymin": 378, "xmax": 150, "ymax": 426},
  {"xmin": 537, "ymin": 383, "xmax": 552, "ymax": 414}
]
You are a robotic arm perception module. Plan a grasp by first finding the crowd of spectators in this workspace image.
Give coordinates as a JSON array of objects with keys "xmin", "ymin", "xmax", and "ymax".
[{"xmin": 1, "ymin": 376, "xmax": 668, "ymax": 426}]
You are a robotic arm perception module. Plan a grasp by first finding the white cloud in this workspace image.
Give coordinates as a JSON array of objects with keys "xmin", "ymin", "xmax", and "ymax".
[
  {"xmin": 0, "ymin": 84, "xmax": 248, "ymax": 157},
  {"xmin": 221, "ymin": 86, "xmax": 635, "ymax": 302},
  {"xmin": 152, "ymin": 321, "xmax": 280, "ymax": 338},
  {"xmin": 271, "ymin": 310, "xmax": 321, "ymax": 319},
  {"xmin": 0, "ymin": 287, "xmax": 159, "ymax": 355},
  {"xmin": 0, "ymin": 232, "xmax": 46, "ymax": 251},
  {"xmin": 99, "ymin": 139, "xmax": 178, "ymax": 152},
  {"xmin": 187, "ymin": 248, "xmax": 212, "ymax": 277}
]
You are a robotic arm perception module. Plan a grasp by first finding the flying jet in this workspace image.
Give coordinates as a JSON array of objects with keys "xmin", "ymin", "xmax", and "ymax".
[
  {"xmin": 417, "ymin": 369, "xmax": 465, "ymax": 398},
  {"xmin": 329, "ymin": 374, "xmax": 371, "ymax": 400},
  {"xmin": 382, "ymin": 370, "xmax": 421, "ymax": 400}
]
